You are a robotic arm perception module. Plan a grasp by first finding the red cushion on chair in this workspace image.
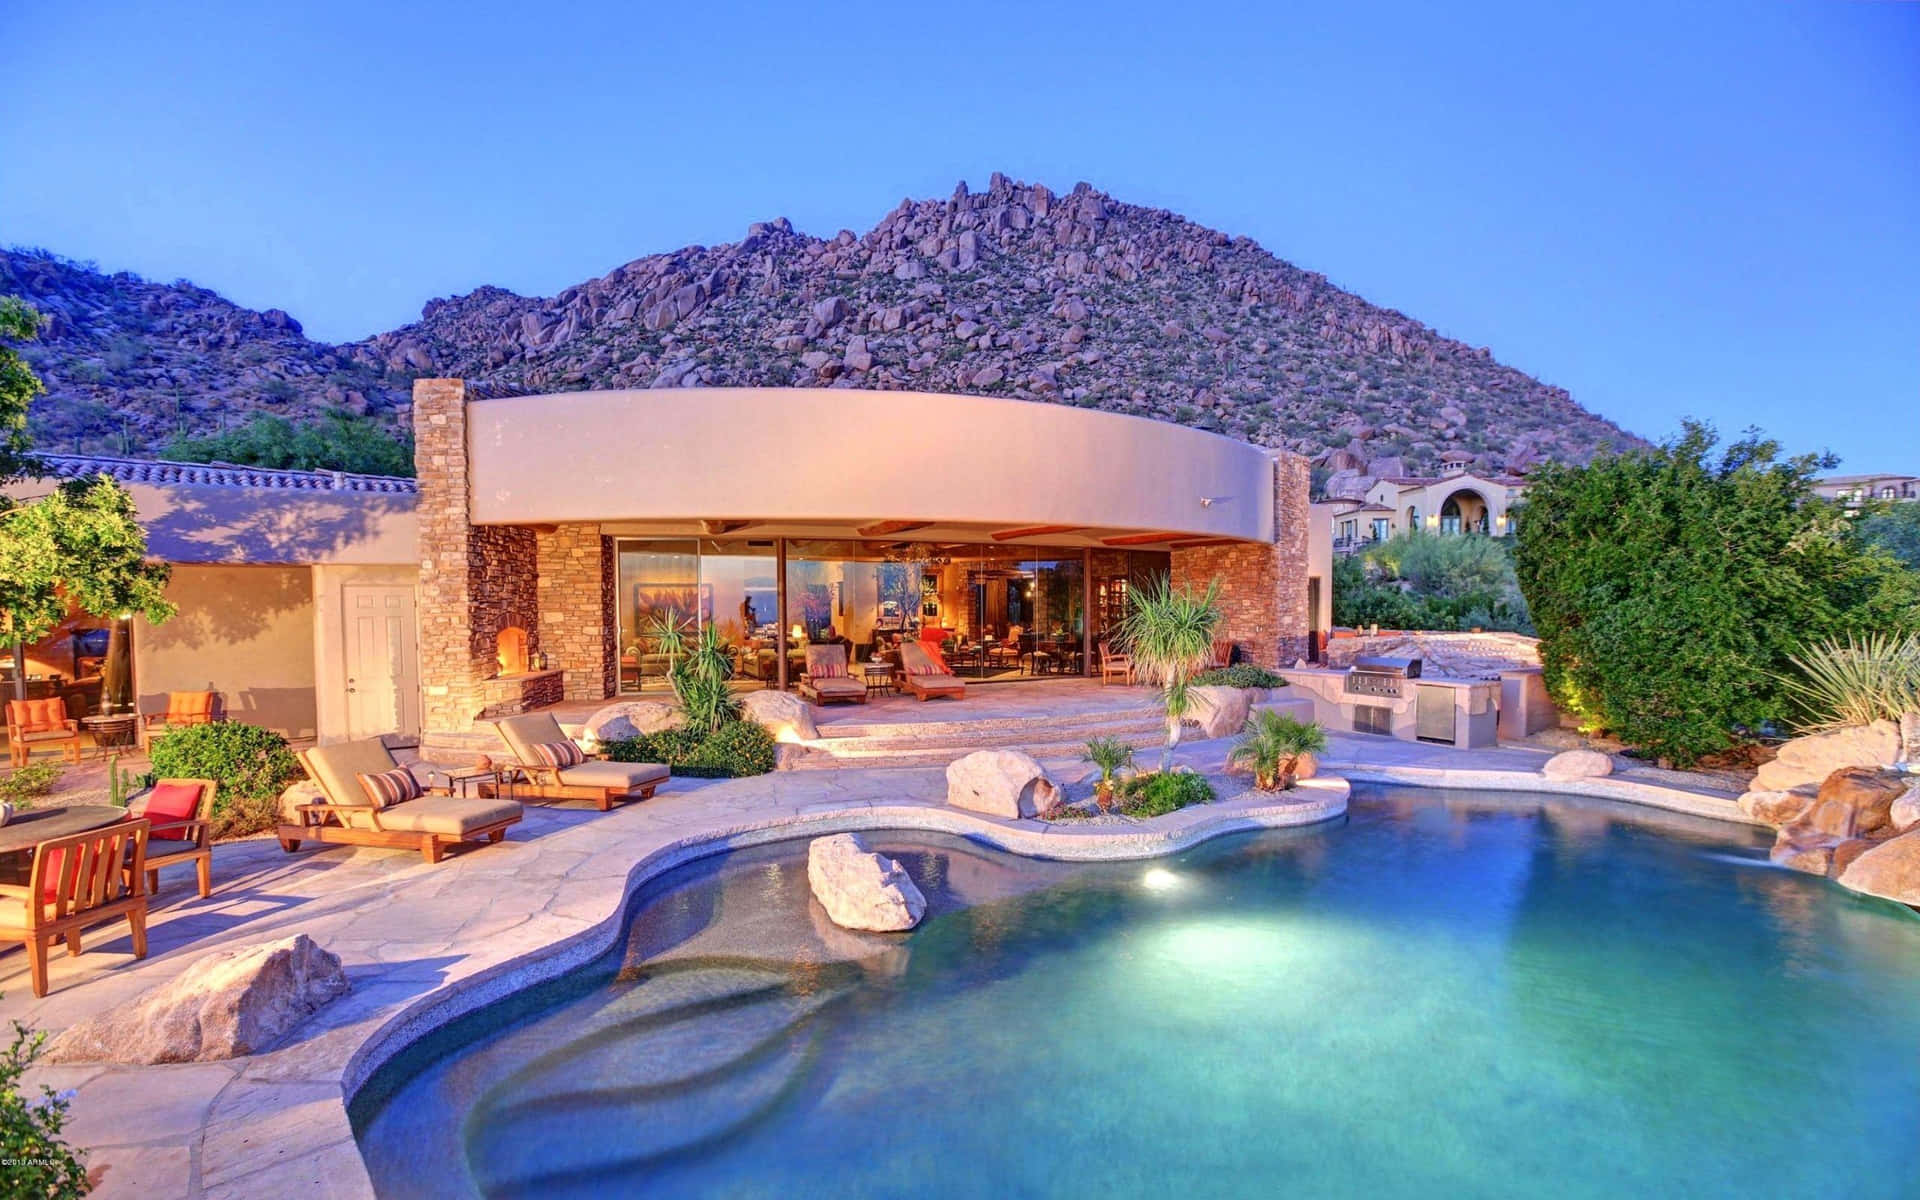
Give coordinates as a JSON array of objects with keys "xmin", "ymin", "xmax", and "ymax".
[{"xmin": 134, "ymin": 782, "xmax": 204, "ymax": 832}]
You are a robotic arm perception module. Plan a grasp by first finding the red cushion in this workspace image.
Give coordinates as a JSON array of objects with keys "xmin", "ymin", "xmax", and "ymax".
[
  {"xmin": 136, "ymin": 782, "xmax": 204, "ymax": 831},
  {"xmin": 917, "ymin": 640, "xmax": 952, "ymax": 674}
]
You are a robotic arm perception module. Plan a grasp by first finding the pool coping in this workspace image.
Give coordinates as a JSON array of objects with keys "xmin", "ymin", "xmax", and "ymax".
[{"xmin": 29, "ymin": 763, "xmax": 1771, "ymax": 1198}]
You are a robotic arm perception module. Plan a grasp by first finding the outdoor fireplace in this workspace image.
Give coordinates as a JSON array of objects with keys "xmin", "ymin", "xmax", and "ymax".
[{"xmin": 496, "ymin": 626, "xmax": 530, "ymax": 676}]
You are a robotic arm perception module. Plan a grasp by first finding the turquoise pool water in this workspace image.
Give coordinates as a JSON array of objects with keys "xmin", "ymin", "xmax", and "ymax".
[{"xmin": 352, "ymin": 787, "xmax": 1920, "ymax": 1199}]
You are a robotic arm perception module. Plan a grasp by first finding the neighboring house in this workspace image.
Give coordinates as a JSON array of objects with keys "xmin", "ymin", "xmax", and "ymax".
[
  {"xmin": 1814, "ymin": 473, "xmax": 1920, "ymax": 510},
  {"xmin": 1320, "ymin": 456, "xmax": 1529, "ymax": 553},
  {"xmin": 15, "ymin": 381, "xmax": 1333, "ymax": 746},
  {"xmin": 28, "ymin": 455, "xmax": 419, "ymax": 743}
]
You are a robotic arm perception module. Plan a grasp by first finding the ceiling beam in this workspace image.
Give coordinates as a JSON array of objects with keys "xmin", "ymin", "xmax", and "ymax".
[
  {"xmin": 1166, "ymin": 538, "xmax": 1237, "ymax": 549},
  {"xmin": 699, "ymin": 519, "xmax": 755, "ymax": 535},
  {"xmin": 1099, "ymin": 531, "xmax": 1189, "ymax": 546},
  {"xmin": 990, "ymin": 524, "xmax": 1082, "ymax": 541},
  {"xmin": 856, "ymin": 520, "xmax": 931, "ymax": 538}
]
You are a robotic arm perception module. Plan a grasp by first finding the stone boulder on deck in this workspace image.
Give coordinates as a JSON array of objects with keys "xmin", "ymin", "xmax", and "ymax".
[
  {"xmin": 581, "ymin": 700, "xmax": 682, "ymax": 747},
  {"xmin": 1541, "ymin": 749, "xmax": 1613, "ymax": 780},
  {"xmin": 1751, "ymin": 721, "xmax": 1900, "ymax": 792},
  {"xmin": 740, "ymin": 689, "xmax": 819, "ymax": 743},
  {"xmin": 1185, "ymin": 685, "xmax": 1253, "ymax": 740},
  {"xmin": 47, "ymin": 934, "xmax": 349, "ymax": 1064},
  {"xmin": 807, "ymin": 834, "xmax": 926, "ymax": 932},
  {"xmin": 946, "ymin": 749, "xmax": 1063, "ymax": 819}
]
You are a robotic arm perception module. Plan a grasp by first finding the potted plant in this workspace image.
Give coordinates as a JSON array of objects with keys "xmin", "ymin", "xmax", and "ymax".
[
  {"xmin": 1228, "ymin": 710, "xmax": 1329, "ymax": 790},
  {"xmin": 1081, "ymin": 735, "xmax": 1135, "ymax": 811}
]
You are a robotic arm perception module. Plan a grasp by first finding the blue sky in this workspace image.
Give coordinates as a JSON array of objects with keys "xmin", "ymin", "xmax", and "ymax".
[{"xmin": 4, "ymin": 1, "xmax": 1914, "ymax": 470}]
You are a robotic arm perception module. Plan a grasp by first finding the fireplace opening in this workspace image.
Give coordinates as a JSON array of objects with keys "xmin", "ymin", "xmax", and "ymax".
[{"xmin": 496, "ymin": 626, "xmax": 530, "ymax": 676}]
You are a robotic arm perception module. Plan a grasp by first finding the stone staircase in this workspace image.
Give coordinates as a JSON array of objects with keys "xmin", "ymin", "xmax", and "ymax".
[{"xmin": 785, "ymin": 706, "xmax": 1170, "ymax": 771}]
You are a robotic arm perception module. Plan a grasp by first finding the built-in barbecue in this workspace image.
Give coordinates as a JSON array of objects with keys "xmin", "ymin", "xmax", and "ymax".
[
  {"xmin": 1343, "ymin": 654, "xmax": 1423, "ymax": 698},
  {"xmin": 1285, "ymin": 654, "xmax": 1499, "ymax": 749}
]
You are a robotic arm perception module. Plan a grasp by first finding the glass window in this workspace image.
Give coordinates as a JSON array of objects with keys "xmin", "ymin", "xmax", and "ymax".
[{"xmin": 615, "ymin": 540, "xmax": 697, "ymax": 692}]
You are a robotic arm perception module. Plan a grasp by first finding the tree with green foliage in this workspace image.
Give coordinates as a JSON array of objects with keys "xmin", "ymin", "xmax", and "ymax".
[
  {"xmin": 0, "ymin": 296, "xmax": 46, "ymax": 485},
  {"xmin": 1514, "ymin": 422, "xmax": 1920, "ymax": 766},
  {"xmin": 1120, "ymin": 576, "xmax": 1222, "ymax": 772},
  {"xmin": 1334, "ymin": 531, "xmax": 1531, "ymax": 633},
  {"xmin": 163, "ymin": 409, "xmax": 414, "ymax": 477},
  {"xmin": 1860, "ymin": 502, "xmax": 1920, "ymax": 571}
]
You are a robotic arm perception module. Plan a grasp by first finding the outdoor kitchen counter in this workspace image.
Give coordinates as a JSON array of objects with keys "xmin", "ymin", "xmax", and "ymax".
[
  {"xmin": 1279, "ymin": 667, "xmax": 1495, "ymax": 689},
  {"xmin": 1279, "ymin": 667, "xmax": 1502, "ymax": 749}
]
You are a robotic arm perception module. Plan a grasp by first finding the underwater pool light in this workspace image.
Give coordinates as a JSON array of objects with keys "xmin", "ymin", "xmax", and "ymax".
[{"xmin": 1141, "ymin": 867, "xmax": 1180, "ymax": 892}]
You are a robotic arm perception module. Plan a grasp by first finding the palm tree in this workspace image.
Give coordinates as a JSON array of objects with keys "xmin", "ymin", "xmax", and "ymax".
[
  {"xmin": 1081, "ymin": 735, "xmax": 1135, "ymax": 810},
  {"xmin": 1228, "ymin": 710, "xmax": 1328, "ymax": 790},
  {"xmin": 1119, "ymin": 575, "xmax": 1222, "ymax": 772}
]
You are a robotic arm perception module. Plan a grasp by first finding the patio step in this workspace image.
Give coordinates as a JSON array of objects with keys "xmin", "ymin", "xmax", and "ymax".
[{"xmin": 787, "ymin": 725, "xmax": 1169, "ymax": 771}]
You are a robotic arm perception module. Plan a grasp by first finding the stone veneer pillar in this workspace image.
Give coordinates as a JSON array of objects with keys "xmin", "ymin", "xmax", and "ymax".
[
  {"xmin": 1169, "ymin": 450, "xmax": 1312, "ymax": 668},
  {"xmin": 535, "ymin": 526, "xmax": 615, "ymax": 701}
]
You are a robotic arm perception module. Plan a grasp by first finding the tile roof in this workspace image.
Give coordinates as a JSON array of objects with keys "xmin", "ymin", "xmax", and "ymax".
[{"xmin": 34, "ymin": 453, "xmax": 418, "ymax": 495}]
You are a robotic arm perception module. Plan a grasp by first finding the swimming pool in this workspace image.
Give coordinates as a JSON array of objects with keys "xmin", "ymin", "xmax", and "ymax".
[{"xmin": 352, "ymin": 786, "xmax": 1920, "ymax": 1198}]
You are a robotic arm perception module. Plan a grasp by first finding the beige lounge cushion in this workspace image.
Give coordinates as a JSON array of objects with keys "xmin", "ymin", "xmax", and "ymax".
[
  {"xmin": 302, "ymin": 738, "xmax": 402, "ymax": 808},
  {"xmin": 557, "ymin": 760, "xmax": 668, "ymax": 791},
  {"xmin": 494, "ymin": 712, "xmax": 573, "ymax": 766},
  {"xmin": 906, "ymin": 673, "xmax": 964, "ymax": 691},
  {"xmin": 807, "ymin": 676, "xmax": 867, "ymax": 697},
  {"xmin": 375, "ymin": 795, "xmax": 523, "ymax": 837}
]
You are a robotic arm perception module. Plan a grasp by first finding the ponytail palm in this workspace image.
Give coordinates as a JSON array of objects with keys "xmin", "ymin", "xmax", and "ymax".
[{"xmin": 1120, "ymin": 576, "xmax": 1223, "ymax": 772}]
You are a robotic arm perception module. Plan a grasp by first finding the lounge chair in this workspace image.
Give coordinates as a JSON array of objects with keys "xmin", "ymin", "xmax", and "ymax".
[
  {"xmin": 493, "ymin": 712, "xmax": 667, "ymax": 811},
  {"xmin": 283, "ymin": 739, "xmax": 523, "ymax": 864},
  {"xmin": 142, "ymin": 690, "xmax": 217, "ymax": 745},
  {"xmin": 799, "ymin": 644, "xmax": 868, "ymax": 705},
  {"xmin": 1099, "ymin": 642, "xmax": 1134, "ymax": 686},
  {"xmin": 6, "ymin": 697, "xmax": 82, "ymax": 767},
  {"xmin": 899, "ymin": 641, "xmax": 966, "ymax": 701},
  {"xmin": 0, "ymin": 819, "xmax": 150, "ymax": 997},
  {"xmin": 127, "ymin": 777, "xmax": 219, "ymax": 899}
]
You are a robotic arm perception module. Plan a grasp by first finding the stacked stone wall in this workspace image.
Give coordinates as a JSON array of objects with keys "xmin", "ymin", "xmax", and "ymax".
[{"xmin": 1169, "ymin": 451, "xmax": 1311, "ymax": 667}]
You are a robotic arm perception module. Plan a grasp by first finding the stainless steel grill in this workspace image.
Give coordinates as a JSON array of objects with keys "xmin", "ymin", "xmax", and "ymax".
[{"xmin": 1343, "ymin": 654, "xmax": 1423, "ymax": 698}]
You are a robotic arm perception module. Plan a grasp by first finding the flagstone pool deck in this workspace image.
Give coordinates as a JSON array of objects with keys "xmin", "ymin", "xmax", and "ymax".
[{"xmin": 2, "ymin": 725, "xmax": 1753, "ymax": 1199}]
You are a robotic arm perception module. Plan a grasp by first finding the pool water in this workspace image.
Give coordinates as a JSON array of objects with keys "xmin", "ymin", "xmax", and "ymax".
[{"xmin": 353, "ymin": 787, "xmax": 1920, "ymax": 1199}]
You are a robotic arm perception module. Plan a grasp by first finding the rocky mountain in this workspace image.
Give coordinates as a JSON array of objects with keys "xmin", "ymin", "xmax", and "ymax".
[{"xmin": 7, "ymin": 173, "xmax": 1639, "ymax": 475}]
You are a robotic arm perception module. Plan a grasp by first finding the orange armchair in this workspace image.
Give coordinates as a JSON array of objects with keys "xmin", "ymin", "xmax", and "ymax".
[
  {"xmin": 143, "ymin": 690, "xmax": 217, "ymax": 744},
  {"xmin": 6, "ymin": 697, "xmax": 82, "ymax": 768}
]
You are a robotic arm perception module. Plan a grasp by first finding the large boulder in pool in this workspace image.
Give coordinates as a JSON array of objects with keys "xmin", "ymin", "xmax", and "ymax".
[
  {"xmin": 1890, "ymin": 786, "xmax": 1920, "ymax": 835},
  {"xmin": 740, "ymin": 689, "xmax": 819, "ymax": 743},
  {"xmin": 47, "ymin": 934, "xmax": 348, "ymax": 1064},
  {"xmin": 1751, "ymin": 721, "xmax": 1900, "ymax": 792},
  {"xmin": 1541, "ymin": 749, "xmax": 1613, "ymax": 780},
  {"xmin": 1738, "ymin": 788, "xmax": 1816, "ymax": 828},
  {"xmin": 807, "ymin": 834, "xmax": 925, "ymax": 932},
  {"xmin": 581, "ymin": 701, "xmax": 681, "ymax": 748},
  {"xmin": 946, "ymin": 749, "xmax": 1063, "ymax": 819},
  {"xmin": 1185, "ymin": 686, "xmax": 1253, "ymax": 740},
  {"xmin": 1837, "ymin": 829, "xmax": 1920, "ymax": 906},
  {"xmin": 1807, "ymin": 767, "xmax": 1910, "ymax": 840}
]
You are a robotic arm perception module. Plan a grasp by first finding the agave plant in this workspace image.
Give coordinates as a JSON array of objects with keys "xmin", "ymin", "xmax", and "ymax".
[
  {"xmin": 663, "ymin": 622, "xmax": 740, "ymax": 737},
  {"xmin": 1228, "ymin": 710, "xmax": 1328, "ymax": 790},
  {"xmin": 1081, "ymin": 736, "xmax": 1135, "ymax": 810},
  {"xmin": 1779, "ymin": 632, "xmax": 1920, "ymax": 732},
  {"xmin": 1119, "ymin": 575, "xmax": 1223, "ymax": 772}
]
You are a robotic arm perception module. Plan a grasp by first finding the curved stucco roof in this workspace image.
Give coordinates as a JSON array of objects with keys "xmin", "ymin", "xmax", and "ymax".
[{"xmin": 465, "ymin": 387, "xmax": 1276, "ymax": 542}]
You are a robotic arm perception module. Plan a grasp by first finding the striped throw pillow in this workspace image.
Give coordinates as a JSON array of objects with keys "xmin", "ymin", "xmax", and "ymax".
[
  {"xmin": 357, "ymin": 767, "xmax": 422, "ymax": 808},
  {"xmin": 530, "ymin": 740, "xmax": 586, "ymax": 769}
]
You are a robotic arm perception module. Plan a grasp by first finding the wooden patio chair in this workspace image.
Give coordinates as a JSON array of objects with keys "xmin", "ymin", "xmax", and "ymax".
[
  {"xmin": 1099, "ymin": 642, "xmax": 1134, "ymax": 686},
  {"xmin": 799, "ymin": 644, "xmax": 868, "ymax": 705},
  {"xmin": 1210, "ymin": 638, "xmax": 1236, "ymax": 669},
  {"xmin": 899, "ymin": 641, "xmax": 966, "ymax": 701},
  {"xmin": 283, "ymin": 739, "xmax": 523, "ymax": 864},
  {"xmin": 5, "ymin": 697, "xmax": 82, "ymax": 767},
  {"xmin": 493, "ymin": 713, "xmax": 667, "ymax": 811},
  {"xmin": 142, "ymin": 690, "xmax": 217, "ymax": 746},
  {"xmin": 0, "ymin": 819, "xmax": 150, "ymax": 997},
  {"xmin": 127, "ymin": 777, "xmax": 219, "ymax": 899}
]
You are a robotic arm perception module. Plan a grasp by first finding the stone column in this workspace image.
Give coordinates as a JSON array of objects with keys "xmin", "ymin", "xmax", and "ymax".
[
  {"xmin": 1169, "ymin": 450, "xmax": 1312, "ymax": 669},
  {"xmin": 535, "ymin": 525, "xmax": 615, "ymax": 701}
]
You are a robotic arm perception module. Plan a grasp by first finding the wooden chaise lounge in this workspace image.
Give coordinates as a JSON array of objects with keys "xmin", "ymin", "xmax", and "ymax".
[
  {"xmin": 493, "ymin": 712, "xmax": 668, "ymax": 811},
  {"xmin": 899, "ymin": 640, "xmax": 966, "ymax": 701},
  {"xmin": 799, "ymin": 644, "xmax": 868, "ymax": 706},
  {"xmin": 282, "ymin": 739, "xmax": 524, "ymax": 864}
]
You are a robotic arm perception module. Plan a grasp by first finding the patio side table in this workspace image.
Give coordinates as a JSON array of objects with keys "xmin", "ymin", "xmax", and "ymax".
[
  {"xmin": 80, "ymin": 714, "xmax": 141, "ymax": 758},
  {"xmin": 858, "ymin": 661, "xmax": 897, "ymax": 696}
]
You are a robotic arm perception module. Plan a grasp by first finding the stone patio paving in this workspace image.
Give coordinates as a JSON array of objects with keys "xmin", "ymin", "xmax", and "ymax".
[{"xmin": 0, "ymin": 724, "xmax": 1750, "ymax": 1198}]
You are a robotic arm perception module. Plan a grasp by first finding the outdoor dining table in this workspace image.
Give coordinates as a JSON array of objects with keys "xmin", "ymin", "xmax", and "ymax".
[{"xmin": 0, "ymin": 805, "xmax": 128, "ymax": 885}]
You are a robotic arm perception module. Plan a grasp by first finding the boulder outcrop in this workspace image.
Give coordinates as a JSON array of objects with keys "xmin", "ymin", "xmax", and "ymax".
[
  {"xmin": 581, "ymin": 700, "xmax": 682, "ymax": 746},
  {"xmin": 945, "ymin": 749, "xmax": 1063, "ymax": 819},
  {"xmin": 740, "ymin": 689, "xmax": 819, "ymax": 743},
  {"xmin": 1751, "ymin": 721, "xmax": 1900, "ymax": 792},
  {"xmin": 1541, "ymin": 749, "xmax": 1612, "ymax": 780},
  {"xmin": 1185, "ymin": 685, "xmax": 1253, "ymax": 740},
  {"xmin": 47, "ymin": 935, "xmax": 349, "ymax": 1064},
  {"xmin": 1836, "ymin": 830, "xmax": 1920, "ymax": 907},
  {"xmin": 1737, "ymin": 788, "xmax": 1815, "ymax": 827},
  {"xmin": 807, "ymin": 834, "xmax": 926, "ymax": 932}
]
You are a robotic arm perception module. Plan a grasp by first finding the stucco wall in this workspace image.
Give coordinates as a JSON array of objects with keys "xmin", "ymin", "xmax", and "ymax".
[
  {"xmin": 465, "ymin": 387, "xmax": 1276, "ymax": 541},
  {"xmin": 134, "ymin": 565, "xmax": 317, "ymax": 738}
]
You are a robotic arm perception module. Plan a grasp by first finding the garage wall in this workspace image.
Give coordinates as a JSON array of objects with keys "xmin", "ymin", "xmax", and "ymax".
[{"xmin": 134, "ymin": 565, "xmax": 318, "ymax": 739}]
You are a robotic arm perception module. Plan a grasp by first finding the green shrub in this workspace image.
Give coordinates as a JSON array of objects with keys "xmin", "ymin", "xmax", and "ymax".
[
  {"xmin": 0, "ymin": 1011, "xmax": 88, "ymax": 1197},
  {"xmin": 147, "ymin": 721, "xmax": 302, "ymax": 837},
  {"xmin": 1334, "ymin": 533, "xmax": 1532, "ymax": 633},
  {"xmin": 1227, "ymin": 711, "xmax": 1328, "ymax": 790},
  {"xmin": 602, "ymin": 719, "xmax": 776, "ymax": 778},
  {"xmin": 1117, "ymin": 770, "xmax": 1214, "ymax": 817},
  {"xmin": 1192, "ymin": 664, "xmax": 1286, "ymax": 689},
  {"xmin": 0, "ymin": 762, "xmax": 63, "ymax": 807}
]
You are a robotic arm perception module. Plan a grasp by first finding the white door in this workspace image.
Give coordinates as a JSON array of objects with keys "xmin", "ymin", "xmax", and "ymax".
[{"xmin": 343, "ymin": 585, "xmax": 419, "ymax": 741}]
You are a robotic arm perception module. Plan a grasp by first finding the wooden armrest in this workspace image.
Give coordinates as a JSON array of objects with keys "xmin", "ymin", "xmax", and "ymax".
[
  {"xmin": 148, "ymin": 819, "xmax": 210, "ymax": 841},
  {"xmin": 143, "ymin": 713, "xmax": 166, "ymax": 727}
]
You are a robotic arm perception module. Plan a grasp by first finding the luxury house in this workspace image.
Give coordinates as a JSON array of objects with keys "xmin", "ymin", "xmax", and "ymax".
[
  {"xmin": 1815, "ymin": 472, "xmax": 1920, "ymax": 509},
  {"xmin": 18, "ymin": 381, "xmax": 1327, "ymax": 745},
  {"xmin": 1319, "ymin": 455, "xmax": 1529, "ymax": 554}
]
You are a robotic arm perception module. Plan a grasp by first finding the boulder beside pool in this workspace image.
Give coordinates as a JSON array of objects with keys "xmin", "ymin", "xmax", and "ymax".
[
  {"xmin": 1541, "ymin": 749, "xmax": 1613, "ymax": 780},
  {"xmin": 945, "ymin": 749, "xmax": 1062, "ymax": 819},
  {"xmin": 1837, "ymin": 828, "xmax": 1920, "ymax": 907},
  {"xmin": 47, "ymin": 934, "xmax": 349, "ymax": 1064},
  {"xmin": 807, "ymin": 834, "xmax": 926, "ymax": 932}
]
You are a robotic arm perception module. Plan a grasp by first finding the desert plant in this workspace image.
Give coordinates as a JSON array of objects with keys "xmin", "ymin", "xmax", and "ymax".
[
  {"xmin": 1120, "ymin": 575, "xmax": 1223, "ymax": 772},
  {"xmin": 146, "ymin": 721, "xmax": 301, "ymax": 837},
  {"xmin": 1779, "ymin": 632, "xmax": 1920, "ymax": 732},
  {"xmin": 104, "ymin": 754, "xmax": 139, "ymax": 807},
  {"xmin": 669, "ymin": 624, "xmax": 741, "ymax": 737},
  {"xmin": 1081, "ymin": 736, "xmax": 1135, "ymax": 810},
  {"xmin": 0, "ymin": 761, "xmax": 61, "ymax": 807},
  {"xmin": 1117, "ymin": 769, "xmax": 1214, "ymax": 817},
  {"xmin": 0, "ymin": 1009, "xmax": 89, "ymax": 1198},
  {"xmin": 1228, "ymin": 710, "xmax": 1329, "ymax": 790},
  {"xmin": 601, "ymin": 719, "xmax": 775, "ymax": 778},
  {"xmin": 1192, "ymin": 664, "xmax": 1287, "ymax": 689}
]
